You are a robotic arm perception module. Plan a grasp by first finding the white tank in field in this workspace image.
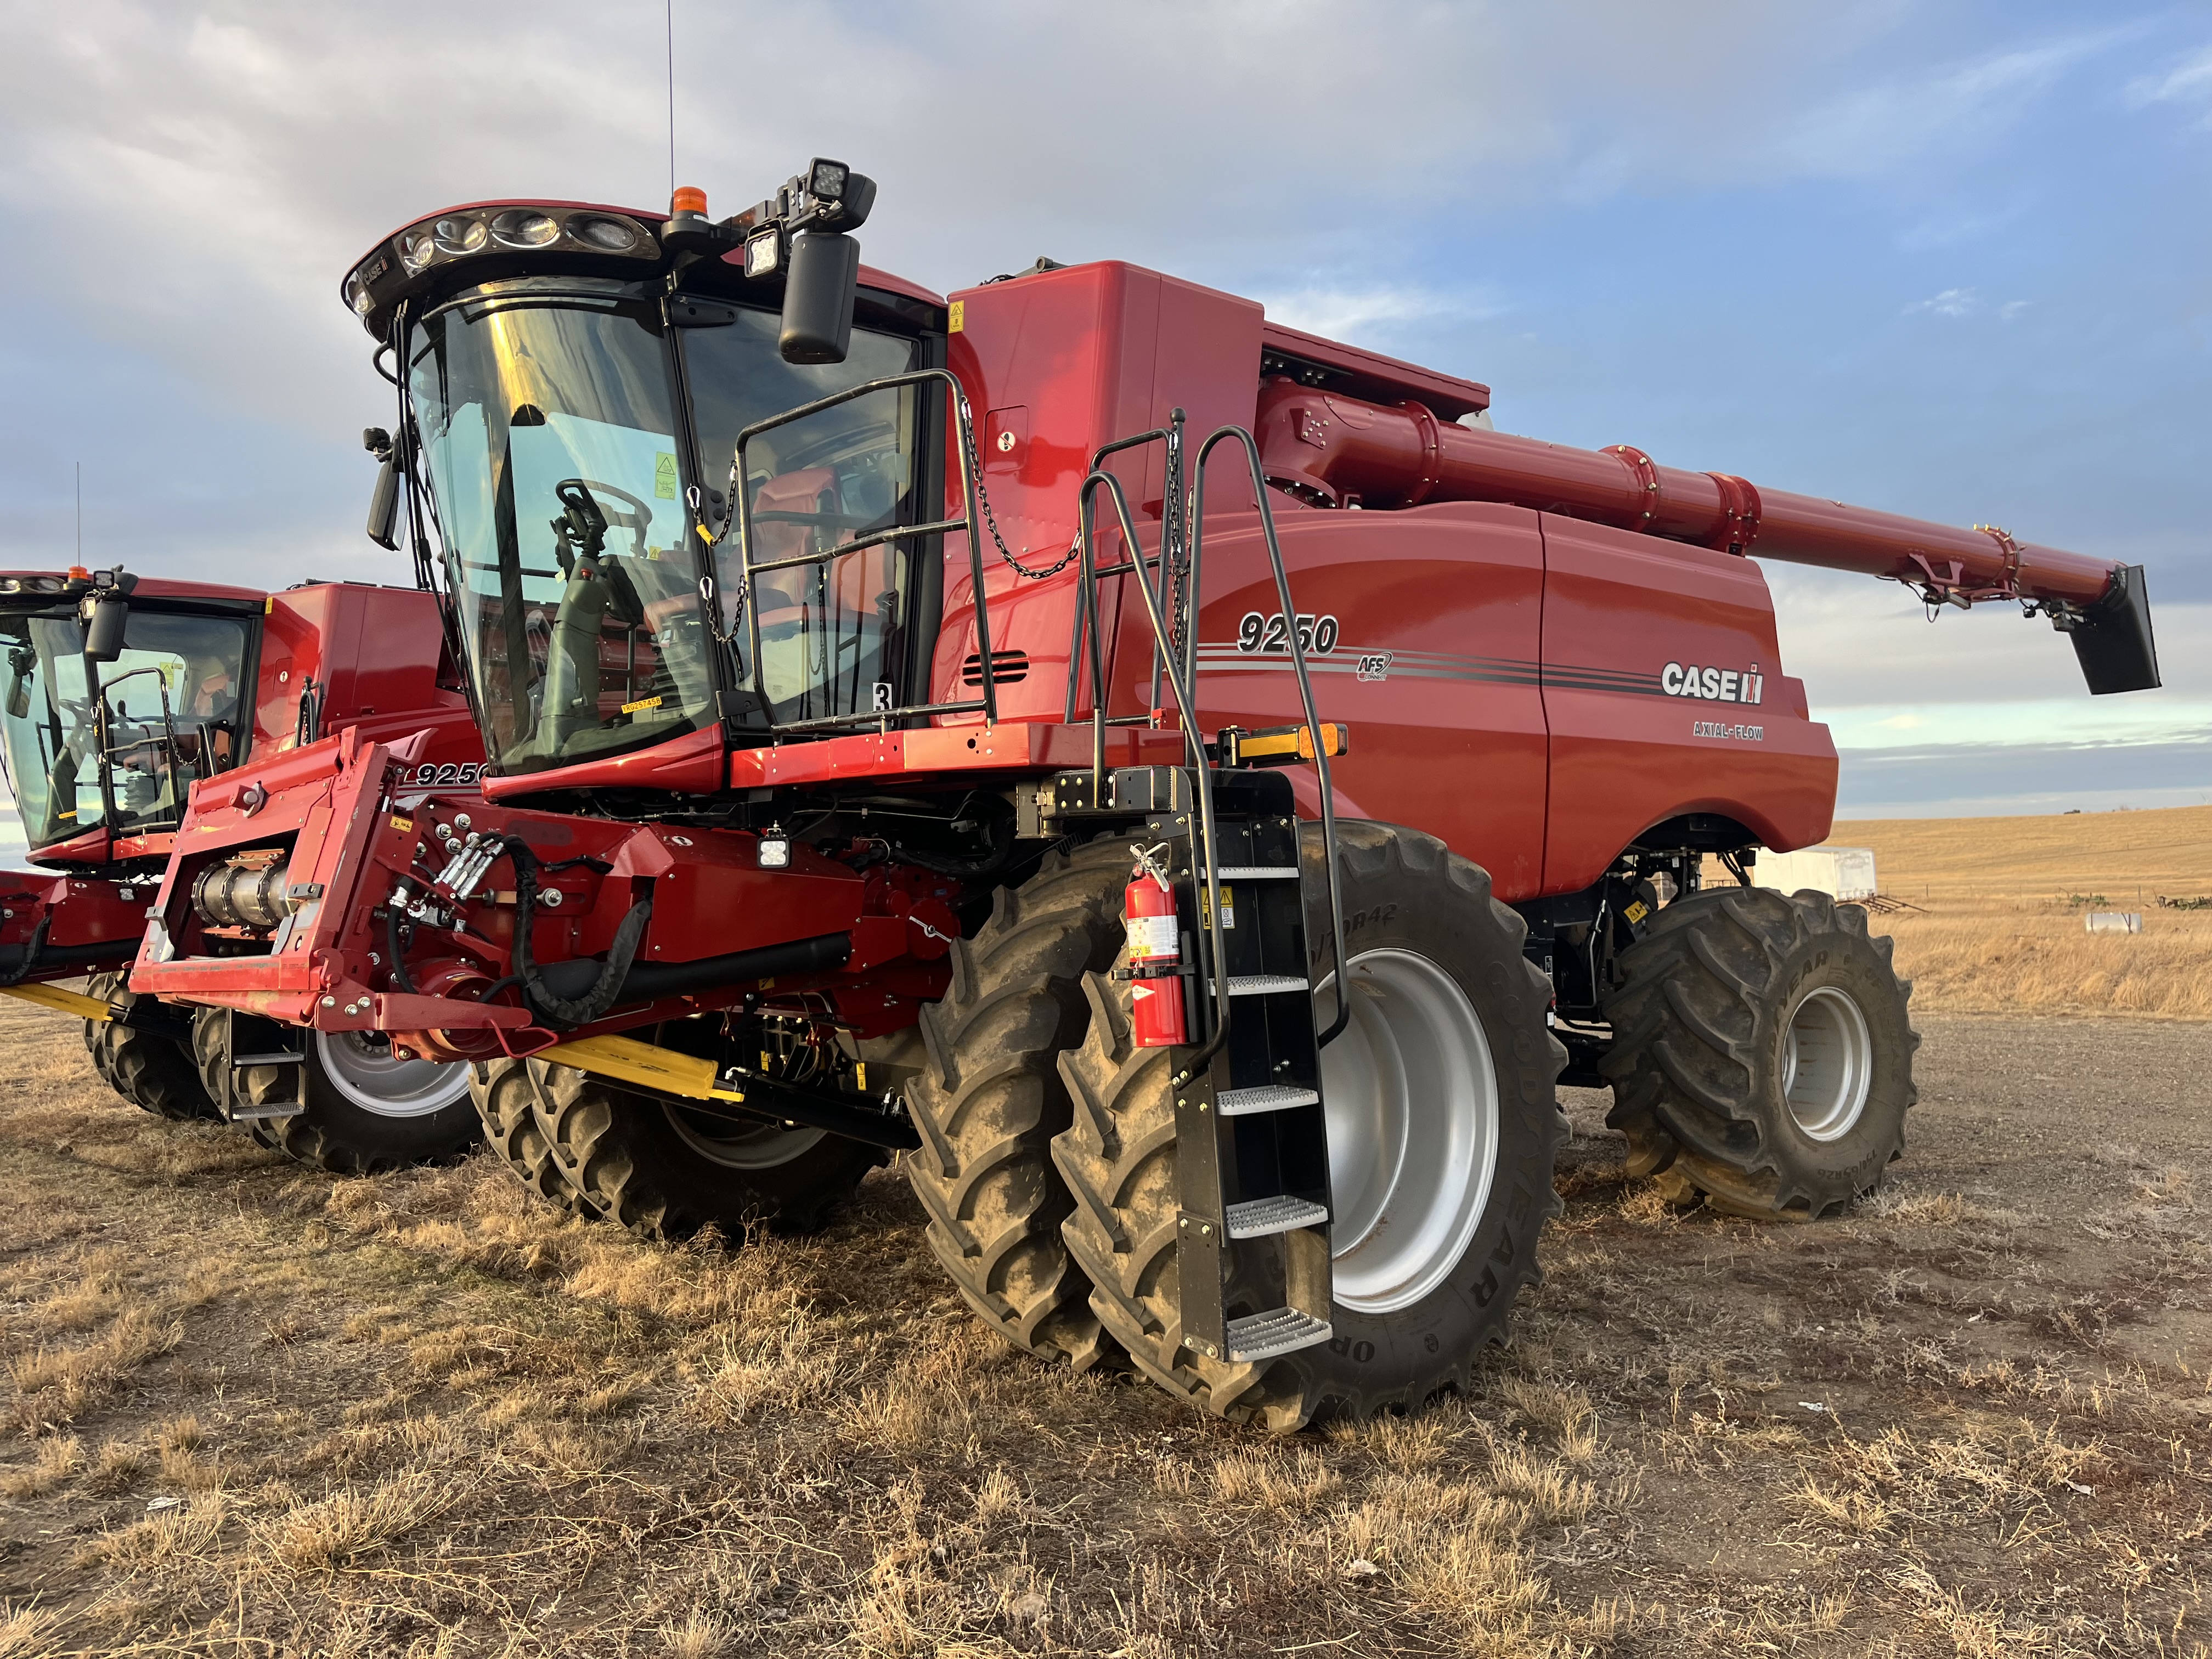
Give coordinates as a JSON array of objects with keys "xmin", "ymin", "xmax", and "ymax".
[{"xmin": 1755, "ymin": 845, "xmax": 1877, "ymax": 901}]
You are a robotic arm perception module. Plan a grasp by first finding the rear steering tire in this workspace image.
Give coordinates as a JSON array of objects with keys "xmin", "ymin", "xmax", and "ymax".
[
  {"xmin": 1599, "ymin": 884, "xmax": 1917, "ymax": 1218},
  {"xmin": 526, "ymin": 1057, "xmax": 885, "ymax": 1243},
  {"xmin": 1051, "ymin": 821, "xmax": 1568, "ymax": 1430},
  {"xmin": 470, "ymin": 1058, "xmax": 591, "ymax": 1214},
  {"xmin": 83, "ymin": 971, "xmax": 218, "ymax": 1122}
]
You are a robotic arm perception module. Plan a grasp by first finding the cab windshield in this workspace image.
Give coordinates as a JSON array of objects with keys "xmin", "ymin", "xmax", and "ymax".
[
  {"xmin": 0, "ymin": 606, "xmax": 250, "ymax": 851},
  {"xmin": 407, "ymin": 278, "xmax": 921, "ymax": 776}
]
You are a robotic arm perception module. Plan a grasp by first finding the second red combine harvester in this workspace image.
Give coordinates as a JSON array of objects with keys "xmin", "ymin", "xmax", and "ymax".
[
  {"xmin": 1, "ymin": 566, "xmax": 486, "ymax": 1170},
  {"xmin": 136, "ymin": 163, "xmax": 2158, "ymax": 1429}
]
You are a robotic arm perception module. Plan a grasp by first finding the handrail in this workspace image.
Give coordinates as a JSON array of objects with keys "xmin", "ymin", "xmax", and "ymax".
[
  {"xmin": 1064, "ymin": 419, "xmax": 1352, "ymax": 1053},
  {"xmin": 723, "ymin": 366, "xmax": 1000, "ymax": 735},
  {"xmin": 1190, "ymin": 427, "xmax": 1350, "ymax": 1048},
  {"xmin": 1075, "ymin": 466, "xmax": 1234, "ymax": 1085}
]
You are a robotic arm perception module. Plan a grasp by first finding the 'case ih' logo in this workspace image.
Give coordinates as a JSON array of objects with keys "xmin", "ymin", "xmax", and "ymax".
[{"xmin": 1663, "ymin": 662, "xmax": 1764, "ymax": 704}]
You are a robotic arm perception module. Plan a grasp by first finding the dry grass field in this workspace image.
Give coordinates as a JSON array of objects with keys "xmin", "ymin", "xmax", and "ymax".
[
  {"xmin": 1, "ymin": 985, "xmax": 2207, "ymax": 1657},
  {"xmin": 1746, "ymin": 804, "xmax": 2212, "ymax": 1020}
]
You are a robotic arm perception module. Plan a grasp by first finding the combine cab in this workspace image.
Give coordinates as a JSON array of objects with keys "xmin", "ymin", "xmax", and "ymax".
[
  {"xmin": 0, "ymin": 569, "xmax": 487, "ymax": 1170},
  {"xmin": 135, "ymin": 161, "xmax": 2157, "ymax": 1427}
]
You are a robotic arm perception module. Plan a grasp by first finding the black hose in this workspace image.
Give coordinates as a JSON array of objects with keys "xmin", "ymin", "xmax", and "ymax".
[
  {"xmin": 0, "ymin": 919, "xmax": 54, "ymax": 987},
  {"xmin": 528, "ymin": 930, "xmax": 850, "ymax": 1006},
  {"xmin": 386, "ymin": 906, "xmax": 418, "ymax": 996},
  {"xmin": 502, "ymin": 837, "xmax": 651, "ymax": 1029}
]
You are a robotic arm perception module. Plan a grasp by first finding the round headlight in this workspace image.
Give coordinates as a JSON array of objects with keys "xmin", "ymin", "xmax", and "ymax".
[
  {"xmin": 399, "ymin": 230, "xmax": 437, "ymax": 274},
  {"xmin": 0, "ymin": 577, "xmax": 20, "ymax": 594},
  {"xmin": 433, "ymin": 216, "xmax": 489, "ymax": 256},
  {"xmin": 571, "ymin": 215, "xmax": 640, "ymax": 253},
  {"xmin": 347, "ymin": 275, "xmax": 374, "ymax": 316},
  {"xmin": 491, "ymin": 209, "xmax": 560, "ymax": 249},
  {"xmin": 27, "ymin": 576, "xmax": 63, "ymax": 594}
]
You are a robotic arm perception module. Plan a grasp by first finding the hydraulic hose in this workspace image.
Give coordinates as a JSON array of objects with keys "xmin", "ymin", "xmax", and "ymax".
[{"xmin": 501, "ymin": 837, "xmax": 652, "ymax": 1029}]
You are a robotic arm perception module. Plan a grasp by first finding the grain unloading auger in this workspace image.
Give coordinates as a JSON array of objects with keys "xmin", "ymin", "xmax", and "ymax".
[
  {"xmin": 0, "ymin": 566, "xmax": 490, "ymax": 1170},
  {"xmin": 130, "ymin": 159, "xmax": 2157, "ymax": 1429}
]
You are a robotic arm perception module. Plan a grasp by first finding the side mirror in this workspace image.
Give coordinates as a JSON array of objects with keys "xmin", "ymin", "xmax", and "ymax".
[
  {"xmin": 82, "ymin": 595, "xmax": 128, "ymax": 663},
  {"xmin": 5, "ymin": 672, "xmax": 28, "ymax": 721},
  {"xmin": 780, "ymin": 231, "xmax": 861, "ymax": 364},
  {"xmin": 364, "ymin": 427, "xmax": 400, "ymax": 550}
]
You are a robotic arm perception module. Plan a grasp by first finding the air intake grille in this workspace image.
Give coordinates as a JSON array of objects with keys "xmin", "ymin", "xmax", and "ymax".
[{"xmin": 961, "ymin": 650, "xmax": 1029, "ymax": 686}]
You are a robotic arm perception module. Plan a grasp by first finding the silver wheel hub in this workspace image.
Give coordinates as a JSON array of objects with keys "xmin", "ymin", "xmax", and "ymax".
[
  {"xmin": 1781, "ymin": 984, "xmax": 1873, "ymax": 1142},
  {"xmin": 664, "ymin": 1104, "xmax": 824, "ymax": 1170},
  {"xmin": 312, "ymin": 1030, "xmax": 471, "ymax": 1119},
  {"xmin": 1316, "ymin": 947, "xmax": 1500, "ymax": 1316}
]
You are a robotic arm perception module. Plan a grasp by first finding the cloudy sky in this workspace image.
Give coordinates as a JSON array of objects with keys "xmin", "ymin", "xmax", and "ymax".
[{"xmin": 2, "ymin": 0, "xmax": 2207, "ymax": 852}]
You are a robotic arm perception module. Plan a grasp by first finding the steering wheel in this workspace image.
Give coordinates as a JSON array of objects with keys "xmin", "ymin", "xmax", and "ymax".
[{"xmin": 551, "ymin": 477, "xmax": 658, "ymax": 565}]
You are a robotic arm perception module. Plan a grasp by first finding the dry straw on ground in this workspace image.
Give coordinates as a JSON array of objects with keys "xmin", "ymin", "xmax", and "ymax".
[{"xmin": 0, "ymin": 816, "xmax": 2207, "ymax": 1653}]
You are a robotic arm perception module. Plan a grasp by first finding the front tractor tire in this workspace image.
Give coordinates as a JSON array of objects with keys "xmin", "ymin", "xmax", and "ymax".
[
  {"xmin": 901, "ymin": 837, "xmax": 1134, "ymax": 1373},
  {"xmin": 524, "ymin": 1060, "xmax": 884, "ymax": 1244},
  {"xmin": 1600, "ymin": 885, "xmax": 1918, "ymax": 1218},
  {"xmin": 191, "ymin": 1014, "xmax": 478, "ymax": 1174},
  {"xmin": 1052, "ymin": 822, "xmax": 1568, "ymax": 1431},
  {"xmin": 83, "ymin": 971, "xmax": 219, "ymax": 1123}
]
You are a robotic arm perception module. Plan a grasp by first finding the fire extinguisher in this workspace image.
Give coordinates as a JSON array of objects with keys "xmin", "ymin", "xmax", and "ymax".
[{"xmin": 1125, "ymin": 843, "xmax": 1187, "ymax": 1049}]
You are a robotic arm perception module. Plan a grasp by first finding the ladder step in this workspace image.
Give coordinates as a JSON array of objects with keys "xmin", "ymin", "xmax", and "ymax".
[
  {"xmin": 1217, "ymin": 975, "xmax": 1309, "ymax": 997},
  {"xmin": 1224, "ymin": 1307, "xmax": 1333, "ymax": 1363},
  {"xmin": 1213, "ymin": 866, "xmax": 1300, "ymax": 881},
  {"xmin": 232, "ymin": 1052, "xmax": 305, "ymax": 1068},
  {"xmin": 1216, "ymin": 1084, "xmax": 1320, "ymax": 1117},
  {"xmin": 1225, "ymin": 1195, "xmax": 1330, "ymax": 1238},
  {"xmin": 229, "ymin": 1105, "xmax": 304, "ymax": 1122}
]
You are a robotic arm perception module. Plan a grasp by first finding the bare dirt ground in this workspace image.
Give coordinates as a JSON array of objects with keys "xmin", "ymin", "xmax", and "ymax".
[{"xmin": 1, "ymin": 992, "xmax": 2206, "ymax": 1657}]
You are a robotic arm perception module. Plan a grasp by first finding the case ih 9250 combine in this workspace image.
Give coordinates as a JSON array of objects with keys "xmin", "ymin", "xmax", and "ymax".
[
  {"xmin": 0, "ymin": 569, "xmax": 484, "ymax": 1170},
  {"xmin": 133, "ymin": 161, "xmax": 2158, "ymax": 1429}
]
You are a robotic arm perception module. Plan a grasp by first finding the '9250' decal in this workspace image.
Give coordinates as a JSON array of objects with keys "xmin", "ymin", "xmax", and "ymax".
[
  {"xmin": 1236, "ymin": 612, "xmax": 1340, "ymax": 654},
  {"xmin": 404, "ymin": 761, "xmax": 483, "ymax": 789}
]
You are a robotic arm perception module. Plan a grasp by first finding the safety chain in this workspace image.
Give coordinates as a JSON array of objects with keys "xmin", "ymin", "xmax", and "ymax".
[{"xmin": 961, "ymin": 402, "xmax": 1081, "ymax": 580}]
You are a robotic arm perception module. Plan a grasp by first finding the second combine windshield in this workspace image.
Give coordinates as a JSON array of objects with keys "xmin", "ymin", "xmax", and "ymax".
[
  {"xmin": 0, "ymin": 607, "xmax": 249, "ymax": 850},
  {"xmin": 407, "ymin": 277, "xmax": 921, "ymax": 777}
]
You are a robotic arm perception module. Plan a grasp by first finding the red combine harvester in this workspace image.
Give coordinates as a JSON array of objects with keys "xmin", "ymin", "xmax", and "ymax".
[
  {"xmin": 1, "ymin": 567, "xmax": 487, "ymax": 1170},
  {"xmin": 136, "ymin": 163, "xmax": 2158, "ymax": 1427}
]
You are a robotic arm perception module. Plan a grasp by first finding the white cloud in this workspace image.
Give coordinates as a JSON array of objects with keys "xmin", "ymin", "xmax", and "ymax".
[
  {"xmin": 1999, "ymin": 300, "xmax": 2030, "ymax": 321},
  {"xmin": 2125, "ymin": 44, "xmax": 2212, "ymax": 107},
  {"xmin": 1259, "ymin": 283, "xmax": 1510, "ymax": 347},
  {"xmin": 1905, "ymin": 287, "xmax": 1979, "ymax": 317}
]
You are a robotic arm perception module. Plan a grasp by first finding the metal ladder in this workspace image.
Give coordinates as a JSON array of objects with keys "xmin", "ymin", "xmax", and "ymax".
[
  {"xmin": 1052, "ymin": 415, "xmax": 1349, "ymax": 1365},
  {"xmin": 200, "ymin": 1006, "xmax": 307, "ymax": 1123}
]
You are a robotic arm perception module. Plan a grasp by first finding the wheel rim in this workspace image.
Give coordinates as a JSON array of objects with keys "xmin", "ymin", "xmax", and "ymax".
[
  {"xmin": 664, "ymin": 1104, "xmax": 825, "ymax": 1170},
  {"xmin": 1781, "ymin": 985, "xmax": 1873, "ymax": 1142},
  {"xmin": 1315, "ymin": 947, "xmax": 1500, "ymax": 1316},
  {"xmin": 312, "ymin": 1030, "xmax": 471, "ymax": 1118}
]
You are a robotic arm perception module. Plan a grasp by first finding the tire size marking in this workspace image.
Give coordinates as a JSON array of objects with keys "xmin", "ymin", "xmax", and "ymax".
[{"xmin": 1236, "ymin": 612, "xmax": 1339, "ymax": 655}]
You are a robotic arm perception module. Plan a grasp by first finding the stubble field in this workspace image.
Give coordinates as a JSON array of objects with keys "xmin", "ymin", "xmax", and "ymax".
[
  {"xmin": 0, "ymin": 980, "xmax": 2207, "ymax": 1656},
  {"xmin": 1747, "ymin": 804, "xmax": 2212, "ymax": 1021}
]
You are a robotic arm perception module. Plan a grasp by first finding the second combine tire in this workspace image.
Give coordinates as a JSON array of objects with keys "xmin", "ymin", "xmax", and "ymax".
[
  {"xmin": 83, "ymin": 970, "xmax": 218, "ymax": 1123},
  {"xmin": 1600, "ymin": 884, "xmax": 1917, "ymax": 1218},
  {"xmin": 1052, "ymin": 821, "xmax": 1568, "ymax": 1431},
  {"xmin": 902, "ymin": 837, "xmax": 1132, "ymax": 1373},
  {"xmin": 191, "ymin": 1014, "xmax": 479, "ymax": 1174}
]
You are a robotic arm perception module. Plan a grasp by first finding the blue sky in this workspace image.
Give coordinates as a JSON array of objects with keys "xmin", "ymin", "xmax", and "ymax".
[{"xmin": 1, "ymin": 0, "xmax": 2207, "ymax": 853}]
